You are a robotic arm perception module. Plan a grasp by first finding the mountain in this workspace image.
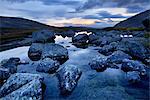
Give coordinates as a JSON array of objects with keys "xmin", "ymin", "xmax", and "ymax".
[
  {"xmin": 0, "ymin": 16, "xmax": 54, "ymax": 29},
  {"xmin": 114, "ymin": 10, "xmax": 150, "ymax": 28},
  {"xmin": 0, "ymin": 16, "xmax": 59, "ymax": 43}
]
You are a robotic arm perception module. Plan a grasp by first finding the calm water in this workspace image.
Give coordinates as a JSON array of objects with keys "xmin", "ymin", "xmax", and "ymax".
[{"xmin": 0, "ymin": 35, "xmax": 149, "ymax": 100}]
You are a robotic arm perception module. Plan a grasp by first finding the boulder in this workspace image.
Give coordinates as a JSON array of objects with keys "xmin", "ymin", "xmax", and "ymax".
[
  {"xmin": 28, "ymin": 43, "xmax": 68, "ymax": 64},
  {"xmin": 88, "ymin": 34, "xmax": 99, "ymax": 44},
  {"xmin": 89, "ymin": 56, "xmax": 108, "ymax": 72},
  {"xmin": 121, "ymin": 59, "xmax": 146, "ymax": 76},
  {"xmin": 89, "ymin": 35, "xmax": 121, "ymax": 47},
  {"xmin": 1, "ymin": 57, "xmax": 20, "ymax": 66},
  {"xmin": 126, "ymin": 71, "xmax": 141, "ymax": 83},
  {"xmin": 56, "ymin": 65, "xmax": 82, "ymax": 95},
  {"xmin": 0, "ymin": 73, "xmax": 44, "ymax": 98},
  {"xmin": 0, "ymin": 68, "xmax": 11, "ymax": 81},
  {"xmin": 1, "ymin": 64, "xmax": 17, "ymax": 74},
  {"xmin": 28, "ymin": 43, "xmax": 43, "ymax": 61},
  {"xmin": 117, "ymin": 40, "xmax": 149, "ymax": 62},
  {"xmin": 42, "ymin": 43, "xmax": 69, "ymax": 64},
  {"xmin": 65, "ymin": 30, "xmax": 75, "ymax": 37},
  {"xmin": 1, "ymin": 57, "xmax": 20, "ymax": 74},
  {"xmin": 36, "ymin": 58, "xmax": 60, "ymax": 74},
  {"xmin": 72, "ymin": 34, "xmax": 89, "ymax": 44},
  {"xmin": 98, "ymin": 42, "xmax": 118, "ymax": 56},
  {"xmin": 107, "ymin": 50, "xmax": 132, "ymax": 64},
  {"xmin": 1, "ymin": 79, "xmax": 43, "ymax": 100},
  {"xmin": 32, "ymin": 29, "xmax": 55, "ymax": 43}
]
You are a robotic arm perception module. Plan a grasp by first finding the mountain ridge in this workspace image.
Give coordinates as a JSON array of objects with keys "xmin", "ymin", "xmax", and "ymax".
[{"xmin": 114, "ymin": 10, "xmax": 150, "ymax": 28}]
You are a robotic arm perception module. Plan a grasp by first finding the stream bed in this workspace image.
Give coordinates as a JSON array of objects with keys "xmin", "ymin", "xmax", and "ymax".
[{"xmin": 0, "ymin": 35, "xmax": 149, "ymax": 100}]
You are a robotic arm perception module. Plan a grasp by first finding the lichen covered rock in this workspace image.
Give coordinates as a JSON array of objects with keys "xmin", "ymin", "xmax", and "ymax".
[
  {"xmin": 36, "ymin": 58, "xmax": 60, "ymax": 74},
  {"xmin": 56, "ymin": 65, "xmax": 82, "ymax": 95}
]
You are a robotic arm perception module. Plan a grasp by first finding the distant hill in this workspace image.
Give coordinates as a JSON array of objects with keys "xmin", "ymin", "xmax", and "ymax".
[
  {"xmin": 0, "ymin": 16, "xmax": 55, "ymax": 29},
  {"xmin": 114, "ymin": 10, "xmax": 150, "ymax": 28}
]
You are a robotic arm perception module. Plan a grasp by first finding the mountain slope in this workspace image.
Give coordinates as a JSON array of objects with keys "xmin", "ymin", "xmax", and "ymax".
[
  {"xmin": 114, "ymin": 10, "xmax": 150, "ymax": 28},
  {"xmin": 0, "ymin": 16, "xmax": 54, "ymax": 29}
]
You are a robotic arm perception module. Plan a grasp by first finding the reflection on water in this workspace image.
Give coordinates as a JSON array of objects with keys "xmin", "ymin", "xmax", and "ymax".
[{"xmin": 0, "ymin": 46, "xmax": 30, "ymax": 62}]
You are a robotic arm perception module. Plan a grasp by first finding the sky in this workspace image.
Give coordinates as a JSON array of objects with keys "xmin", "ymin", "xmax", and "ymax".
[{"xmin": 0, "ymin": 0, "xmax": 149, "ymax": 28}]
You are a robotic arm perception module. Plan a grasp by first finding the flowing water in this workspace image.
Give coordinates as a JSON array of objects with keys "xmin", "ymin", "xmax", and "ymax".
[{"xmin": 0, "ymin": 35, "xmax": 149, "ymax": 100}]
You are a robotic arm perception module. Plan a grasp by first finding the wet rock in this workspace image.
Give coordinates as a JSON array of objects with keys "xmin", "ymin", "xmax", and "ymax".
[
  {"xmin": 2, "ymin": 64, "xmax": 17, "ymax": 74},
  {"xmin": 88, "ymin": 34, "xmax": 99, "ymax": 44},
  {"xmin": 56, "ymin": 65, "xmax": 82, "ymax": 96},
  {"xmin": 1, "ymin": 79, "xmax": 43, "ymax": 100},
  {"xmin": 72, "ymin": 34, "xmax": 89, "ymax": 44},
  {"xmin": 98, "ymin": 42, "xmax": 118, "ymax": 56},
  {"xmin": 28, "ymin": 43, "xmax": 69, "ymax": 64},
  {"xmin": 28, "ymin": 43, "xmax": 43, "ymax": 61},
  {"xmin": 65, "ymin": 30, "xmax": 75, "ymax": 37},
  {"xmin": 89, "ymin": 35, "xmax": 121, "ymax": 47},
  {"xmin": 107, "ymin": 50, "xmax": 132, "ymax": 64},
  {"xmin": 0, "ymin": 73, "xmax": 44, "ymax": 98},
  {"xmin": 1, "ymin": 57, "xmax": 20, "ymax": 74},
  {"xmin": 99, "ymin": 37, "xmax": 113, "ymax": 47},
  {"xmin": 0, "ymin": 68, "xmax": 11, "ymax": 81},
  {"xmin": 121, "ymin": 59, "xmax": 146, "ymax": 75},
  {"xmin": 89, "ymin": 38, "xmax": 102, "ymax": 46},
  {"xmin": 32, "ymin": 29, "xmax": 55, "ymax": 43},
  {"xmin": 36, "ymin": 58, "xmax": 60, "ymax": 74},
  {"xmin": 42, "ymin": 43, "xmax": 68, "ymax": 64},
  {"xmin": 55, "ymin": 30, "xmax": 75, "ymax": 37},
  {"xmin": 1, "ymin": 57, "xmax": 20, "ymax": 66},
  {"xmin": 117, "ymin": 40, "xmax": 149, "ymax": 62},
  {"xmin": 126, "ymin": 71, "xmax": 141, "ymax": 83},
  {"xmin": 89, "ymin": 56, "xmax": 108, "ymax": 72}
]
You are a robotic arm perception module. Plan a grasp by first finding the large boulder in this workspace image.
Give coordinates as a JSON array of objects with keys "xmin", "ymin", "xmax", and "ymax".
[
  {"xmin": 89, "ymin": 56, "xmax": 108, "ymax": 72},
  {"xmin": 126, "ymin": 71, "xmax": 141, "ymax": 83},
  {"xmin": 90, "ymin": 36, "xmax": 121, "ymax": 47},
  {"xmin": 65, "ymin": 30, "xmax": 75, "ymax": 37},
  {"xmin": 72, "ymin": 34, "xmax": 89, "ymax": 44},
  {"xmin": 117, "ymin": 40, "xmax": 149, "ymax": 62},
  {"xmin": 28, "ymin": 43, "xmax": 43, "ymax": 61},
  {"xmin": 98, "ymin": 42, "xmax": 118, "ymax": 56},
  {"xmin": 121, "ymin": 59, "xmax": 146, "ymax": 76},
  {"xmin": 0, "ymin": 68, "xmax": 11, "ymax": 81},
  {"xmin": 28, "ymin": 43, "xmax": 69, "ymax": 64},
  {"xmin": 42, "ymin": 43, "xmax": 68, "ymax": 64},
  {"xmin": 1, "ymin": 57, "xmax": 20, "ymax": 67},
  {"xmin": 107, "ymin": 50, "xmax": 132, "ymax": 64},
  {"xmin": 0, "ymin": 73, "xmax": 44, "ymax": 99},
  {"xmin": 56, "ymin": 65, "xmax": 82, "ymax": 96},
  {"xmin": 1, "ymin": 79, "xmax": 43, "ymax": 100},
  {"xmin": 88, "ymin": 34, "xmax": 99, "ymax": 44},
  {"xmin": 32, "ymin": 29, "xmax": 55, "ymax": 43},
  {"xmin": 36, "ymin": 58, "xmax": 60, "ymax": 74},
  {"xmin": 0, "ymin": 57, "xmax": 20, "ymax": 74},
  {"xmin": 0, "ymin": 58, "xmax": 21, "ymax": 83}
]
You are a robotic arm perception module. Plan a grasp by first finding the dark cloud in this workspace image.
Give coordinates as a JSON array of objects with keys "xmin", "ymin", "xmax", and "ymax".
[
  {"xmin": 77, "ymin": 0, "xmax": 150, "ymax": 13},
  {"xmin": 83, "ymin": 15, "xmax": 101, "ymax": 19},
  {"xmin": 83, "ymin": 11, "xmax": 127, "ymax": 20},
  {"xmin": 3, "ymin": 0, "xmax": 80, "ymax": 5},
  {"xmin": 98, "ymin": 11, "xmax": 127, "ymax": 18},
  {"xmin": 127, "ymin": 5, "xmax": 145, "ymax": 13}
]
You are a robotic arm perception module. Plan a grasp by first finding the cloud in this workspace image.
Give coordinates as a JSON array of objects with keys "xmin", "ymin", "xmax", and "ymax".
[
  {"xmin": 98, "ymin": 11, "xmax": 127, "ymax": 18},
  {"xmin": 77, "ymin": 0, "xmax": 150, "ymax": 13}
]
